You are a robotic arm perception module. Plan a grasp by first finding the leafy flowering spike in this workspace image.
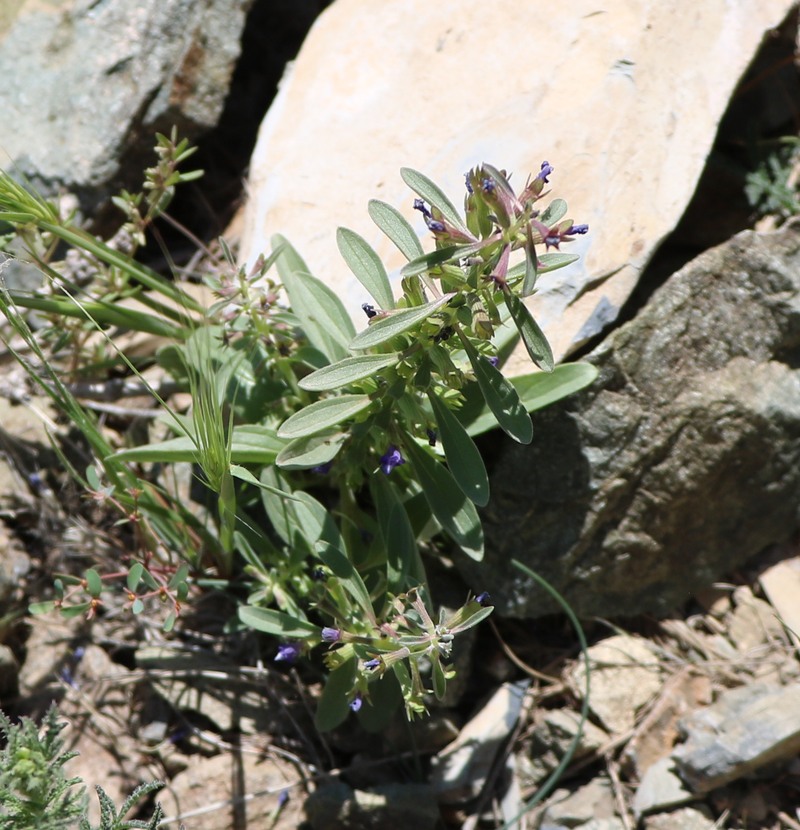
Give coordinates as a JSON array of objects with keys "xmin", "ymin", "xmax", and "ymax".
[
  {"xmin": 275, "ymin": 642, "xmax": 301, "ymax": 663},
  {"xmin": 379, "ymin": 445, "xmax": 405, "ymax": 475},
  {"xmin": 321, "ymin": 627, "xmax": 341, "ymax": 643}
]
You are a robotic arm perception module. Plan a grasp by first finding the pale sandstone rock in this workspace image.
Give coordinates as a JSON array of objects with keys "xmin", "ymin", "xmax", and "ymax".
[{"xmin": 240, "ymin": 0, "xmax": 795, "ymax": 371}]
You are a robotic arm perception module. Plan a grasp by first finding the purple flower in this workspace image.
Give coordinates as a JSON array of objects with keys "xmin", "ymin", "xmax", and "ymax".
[
  {"xmin": 379, "ymin": 445, "xmax": 405, "ymax": 475},
  {"xmin": 475, "ymin": 591, "xmax": 492, "ymax": 606},
  {"xmin": 275, "ymin": 642, "xmax": 301, "ymax": 664},
  {"xmin": 311, "ymin": 461, "xmax": 333, "ymax": 475},
  {"xmin": 321, "ymin": 627, "xmax": 341, "ymax": 643},
  {"xmin": 278, "ymin": 789, "xmax": 289, "ymax": 808},
  {"xmin": 464, "ymin": 173, "xmax": 473, "ymax": 194},
  {"xmin": 481, "ymin": 177, "xmax": 495, "ymax": 194},
  {"xmin": 536, "ymin": 161, "xmax": 554, "ymax": 183},
  {"xmin": 349, "ymin": 694, "xmax": 363, "ymax": 712},
  {"xmin": 426, "ymin": 428, "xmax": 437, "ymax": 447},
  {"xmin": 566, "ymin": 223, "xmax": 589, "ymax": 235},
  {"xmin": 363, "ymin": 657, "xmax": 381, "ymax": 671},
  {"xmin": 413, "ymin": 198, "xmax": 432, "ymax": 220},
  {"xmin": 362, "ymin": 303, "xmax": 377, "ymax": 319},
  {"xmin": 487, "ymin": 356, "xmax": 499, "ymax": 368}
]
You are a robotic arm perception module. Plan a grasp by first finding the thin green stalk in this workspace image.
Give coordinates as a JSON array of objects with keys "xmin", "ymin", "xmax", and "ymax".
[{"xmin": 500, "ymin": 560, "xmax": 591, "ymax": 830}]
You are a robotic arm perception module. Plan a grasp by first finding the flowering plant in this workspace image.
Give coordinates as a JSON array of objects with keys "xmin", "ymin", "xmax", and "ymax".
[{"xmin": 0, "ymin": 136, "xmax": 594, "ymax": 727}]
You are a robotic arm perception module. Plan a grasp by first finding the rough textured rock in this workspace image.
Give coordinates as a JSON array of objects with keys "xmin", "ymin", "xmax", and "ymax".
[
  {"xmin": 0, "ymin": 0, "xmax": 251, "ymax": 217},
  {"xmin": 459, "ymin": 225, "xmax": 800, "ymax": 618},
  {"xmin": 239, "ymin": 0, "xmax": 796, "ymax": 368},
  {"xmin": 672, "ymin": 682, "xmax": 800, "ymax": 793},
  {"xmin": 570, "ymin": 635, "xmax": 664, "ymax": 735}
]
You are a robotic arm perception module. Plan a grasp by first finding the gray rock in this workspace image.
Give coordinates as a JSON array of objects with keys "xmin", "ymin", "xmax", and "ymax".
[
  {"xmin": 0, "ymin": 0, "xmax": 251, "ymax": 217},
  {"xmin": 541, "ymin": 778, "xmax": 618, "ymax": 827},
  {"xmin": 522, "ymin": 708, "xmax": 608, "ymax": 786},
  {"xmin": 643, "ymin": 805, "xmax": 716, "ymax": 830},
  {"xmin": 460, "ymin": 226, "xmax": 800, "ymax": 618},
  {"xmin": 633, "ymin": 757, "xmax": 695, "ymax": 818},
  {"xmin": 430, "ymin": 679, "xmax": 529, "ymax": 804},
  {"xmin": 672, "ymin": 682, "xmax": 800, "ymax": 792}
]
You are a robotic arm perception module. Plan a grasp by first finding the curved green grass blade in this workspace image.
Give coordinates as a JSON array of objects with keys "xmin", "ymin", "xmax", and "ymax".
[{"xmin": 337, "ymin": 227, "xmax": 395, "ymax": 310}]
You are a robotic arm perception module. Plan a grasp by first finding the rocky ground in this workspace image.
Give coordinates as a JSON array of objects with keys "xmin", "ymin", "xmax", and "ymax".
[{"xmin": 2, "ymin": 403, "xmax": 800, "ymax": 829}]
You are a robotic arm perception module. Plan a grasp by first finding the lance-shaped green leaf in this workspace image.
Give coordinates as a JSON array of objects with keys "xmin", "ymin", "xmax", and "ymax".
[
  {"xmin": 277, "ymin": 394, "xmax": 372, "ymax": 439},
  {"xmin": 238, "ymin": 606, "xmax": 319, "ymax": 638},
  {"xmin": 317, "ymin": 543, "xmax": 375, "ymax": 619},
  {"xmin": 537, "ymin": 252, "xmax": 580, "ymax": 273},
  {"xmin": 275, "ymin": 430, "xmax": 347, "ymax": 470},
  {"xmin": 402, "ymin": 435, "xmax": 484, "ymax": 560},
  {"xmin": 368, "ymin": 199, "xmax": 424, "ymax": 261},
  {"xmin": 521, "ymin": 224, "xmax": 538, "ymax": 297},
  {"xmin": 316, "ymin": 656, "xmax": 358, "ymax": 731},
  {"xmin": 427, "ymin": 390, "xmax": 489, "ymax": 507},
  {"xmin": 349, "ymin": 294, "xmax": 453, "ymax": 350},
  {"xmin": 336, "ymin": 227, "xmax": 395, "ymax": 311},
  {"xmin": 400, "ymin": 241, "xmax": 485, "ymax": 278},
  {"xmin": 371, "ymin": 475, "xmax": 421, "ymax": 591},
  {"xmin": 540, "ymin": 197, "xmax": 568, "ymax": 226},
  {"xmin": 460, "ymin": 335, "xmax": 533, "ymax": 444},
  {"xmin": 505, "ymin": 291, "xmax": 554, "ymax": 372},
  {"xmin": 299, "ymin": 353, "xmax": 399, "ymax": 391},
  {"xmin": 461, "ymin": 362, "xmax": 598, "ymax": 437},
  {"xmin": 400, "ymin": 167, "xmax": 470, "ymax": 235},
  {"xmin": 272, "ymin": 234, "xmax": 355, "ymax": 361},
  {"xmin": 112, "ymin": 424, "xmax": 284, "ymax": 464}
]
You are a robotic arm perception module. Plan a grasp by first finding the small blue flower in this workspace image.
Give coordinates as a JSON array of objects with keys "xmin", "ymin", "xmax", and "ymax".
[
  {"xmin": 475, "ymin": 591, "xmax": 492, "ymax": 606},
  {"xmin": 321, "ymin": 627, "xmax": 341, "ymax": 643},
  {"xmin": 349, "ymin": 694, "xmax": 363, "ymax": 712},
  {"xmin": 278, "ymin": 789, "xmax": 289, "ymax": 808},
  {"xmin": 464, "ymin": 173, "xmax": 473, "ymax": 194},
  {"xmin": 536, "ymin": 161, "xmax": 554, "ymax": 183},
  {"xmin": 481, "ymin": 177, "xmax": 495, "ymax": 194},
  {"xmin": 364, "ymin": 657, "xmax": 381, "ymax": 671},
  {"xmin": 487, "ymin": 356, "xmax": 499, "ymax": 368},
  {"xmin": 311, "ymin": 461, "xmax": 333, "ymax": 475},
  {"xmin": 379, "ymin": 446, "xmax": 405, "ymax": 475},
  {"xmin": 413, "ymin": 198, "xmax": 432, "ymax": 219},
  {"xmin": 426, "ymin": 428, "xmax": 437, "ymax": 447},
  {"xmin": 275, "ymin": 642, "xmax": 301, "ymax": 663},
  {"xmin": 566, "ymin": 223, "xmax": 589, "ymax": 235}
]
